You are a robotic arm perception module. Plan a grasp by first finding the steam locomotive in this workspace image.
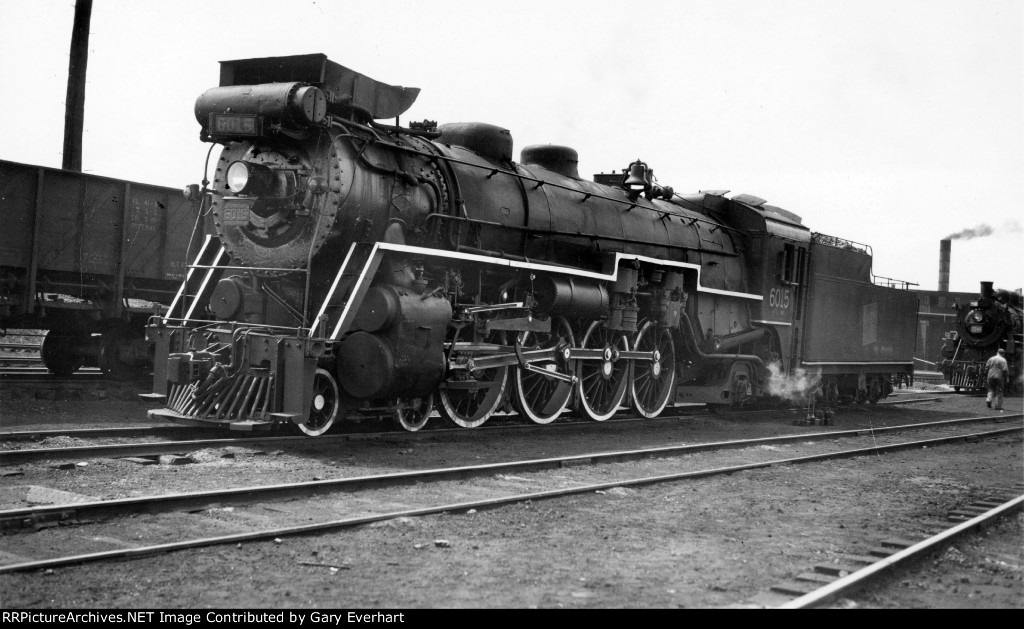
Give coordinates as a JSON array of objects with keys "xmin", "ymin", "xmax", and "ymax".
[
  {"xmin": 939, "ymin": 282, "xmax": 1023, "ymax": 392},
  {"xmin": 144, "ymin": 54, "xmax": 917, "ymax": 435}
]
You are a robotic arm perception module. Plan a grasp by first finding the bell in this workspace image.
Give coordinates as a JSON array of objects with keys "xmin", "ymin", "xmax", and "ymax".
[{"xmin": 623, "ymin": 160, "xmax": 649, "ymax": 192}]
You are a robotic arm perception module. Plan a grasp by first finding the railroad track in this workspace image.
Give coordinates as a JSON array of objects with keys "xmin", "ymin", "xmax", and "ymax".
[
  {"xmin": 1, "ymin": 417, "xmax": 1019, "ymax": 573},
  {"xmin": 0, "ymin": 368, "xmax": 104, "ymax": 379},
  {"xmin": 0, "ymin": 373, "xmax": 153, "ymax": 402},
  {"xmin": 0, "ymin": 394, "xmax": 942, "ymax": 442},
  {"xmin": 770, "ymin": 484, "xmax": 1024, "ymax": 608},
  {"xmin": 0, "ymin": 397, "xmax": 953, "ymax": 466}
]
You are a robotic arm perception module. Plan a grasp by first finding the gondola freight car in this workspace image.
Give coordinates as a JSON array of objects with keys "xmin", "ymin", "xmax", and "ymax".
[{"xmin": 0, "ymin": 159, "xmax": 203, "ymax": 378}]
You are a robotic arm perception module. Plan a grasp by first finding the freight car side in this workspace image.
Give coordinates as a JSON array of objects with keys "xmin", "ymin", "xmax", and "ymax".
[
  {"xmin": 798, "ymin": 233, "xmax": 918, "ymax": 403},
  {"xmin": 0, "ymin": 159, "xmax": 202, "ymax": 378}
]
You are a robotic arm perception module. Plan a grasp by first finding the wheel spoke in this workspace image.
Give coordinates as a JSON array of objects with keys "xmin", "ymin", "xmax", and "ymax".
[
  {"xmin": 577, "ymin": 320, "xmax": 630, "ymax": 421},
  {"xmin": 512, "ymin": 316, "xmax": 575, "ymax": 424},
  {"xmin": 629, "ymin": 321, "xmax": 675, "ymax": 418},
  {"xmin": 295, "ymin": 368, "xmax": 339, "ymax": 436},
  {"xmin": 395, "ymin": 394, "xmax": 433, "ymax": 432},
  {"xmin": 439, "ymin": 332, "xmax": 508, "ymax": 428}
]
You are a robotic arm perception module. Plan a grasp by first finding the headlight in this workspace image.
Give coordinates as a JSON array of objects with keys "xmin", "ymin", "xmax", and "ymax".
[
  {"xmin": 227, "ymin": 161, "xmax": 251, "ymax": 193},
  {"xmin": 226, "ymin": 161, "xmax": 275, "ymax": 196},
  {"xmin": 968, "ymin": 310, "xmax": 984, "ymax": 324}
]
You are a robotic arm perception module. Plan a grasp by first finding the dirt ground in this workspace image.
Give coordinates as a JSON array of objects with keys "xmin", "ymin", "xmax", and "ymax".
[{"xmin": 0, "ymin": 385, "xmax": 1021, "ymax": 609}]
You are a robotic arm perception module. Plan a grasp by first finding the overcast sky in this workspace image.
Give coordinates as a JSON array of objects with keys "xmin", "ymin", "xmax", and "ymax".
[{"xmin": 1, "ymin": 0, "xmax": 1020, "ymax": 293}]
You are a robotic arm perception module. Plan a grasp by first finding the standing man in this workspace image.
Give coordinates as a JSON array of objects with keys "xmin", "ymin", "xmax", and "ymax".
[{"xmin": 984, "ymin": 348, "xmax": 1009, "ymax": 411}]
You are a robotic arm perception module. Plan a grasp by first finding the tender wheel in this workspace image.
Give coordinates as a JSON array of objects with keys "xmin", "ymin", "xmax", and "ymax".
[
  {"xmin": 41, "ymin": 329, "xmax": 87, "ymax": 377},
  {"xmin": 394, "ymin": 394, "xmax": 433, "ymax": 432},
  {"xmin": 823, "ymin": 380, "xmax": 840, "ymax": 405},
  {"xmin": 630, "ymin": 321, "xmax": 676, "ymax": 418},
  {"xmin": 293, "ymin": 368, "xmax": 339, "ymax": 436},
  {"xmin": 439, "ymin": 334, "xmax": 509, "ymax": 428},
  {"xmin": 576, "ymin": 320, "xmax": 630, "ymax": 421},
  {"xmin": 867, "ymin": 377, "xmax": 883, "ymax": 404},
  {"xmin": 512, "ymin": 316, "xmax": 575, "ymax": 424}
]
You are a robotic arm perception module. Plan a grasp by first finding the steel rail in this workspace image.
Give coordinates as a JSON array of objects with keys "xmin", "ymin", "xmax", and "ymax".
[
  {"xmin": 0, "ymin": 425, "xmax": 1019, "ymax": 574},
  {"xmin": 0, "ymin": 422, "xmax": 1019, "ymax": 538},
  {"xmin": 779, "ymin": 493, "xmax": 1024, "ymax": 608},
  {"xmin": 0, "ymin": 368, "xmax": 102, "ymax": 376},
  {"xmin": 0, "ymin": 426, "xmax": 203, "ymax": 441},
  {"xmin": 0, "ymin": 410, "xmax": 1006, "ymax": 467},
  {"xmin": 0, "ymin": 411, "xmax": 679, "ymax": 442},
  {"xmin": 0, "ymin": 394, "xmax": 946, "ymax": 444}
]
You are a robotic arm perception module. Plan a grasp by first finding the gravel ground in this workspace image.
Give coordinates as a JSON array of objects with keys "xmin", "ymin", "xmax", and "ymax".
[{"xmin": 0, "ymin": 385, "xmax": 1021, "ymax": 609}]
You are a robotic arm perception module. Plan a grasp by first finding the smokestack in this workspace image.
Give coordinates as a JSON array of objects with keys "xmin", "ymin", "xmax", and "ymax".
[
  {"xmin": 938, "ymin": 239, "xmax": 951, "ymax": 293},
  {"xmin": 980, "ymin": 281, "xmax": 994, "ymax": 300}
]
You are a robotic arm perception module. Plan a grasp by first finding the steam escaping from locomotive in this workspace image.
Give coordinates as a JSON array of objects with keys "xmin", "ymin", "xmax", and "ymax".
[{"xmin": 766, "ymin": 362, "xmax": 822, "ymax": 403}]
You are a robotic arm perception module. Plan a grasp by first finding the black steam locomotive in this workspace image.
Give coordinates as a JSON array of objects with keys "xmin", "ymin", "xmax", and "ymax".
[
  {"xmin": 144, "ymin": 54, "xmax": 917, "ymax": 435},
  {"xmin": 939, "ymin": 282, "xmax": 1023, "ymax": 392}
]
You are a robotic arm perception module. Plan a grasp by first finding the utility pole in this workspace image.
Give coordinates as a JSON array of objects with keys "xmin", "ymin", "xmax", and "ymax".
[{"xmin": 62, "ymin": 0, "xmax": 93, "ymax": 172}]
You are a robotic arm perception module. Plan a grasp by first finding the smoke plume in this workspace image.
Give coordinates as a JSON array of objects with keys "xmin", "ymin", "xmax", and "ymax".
[
  {"xmin": 766, "ymin": 362, "xmax": 822, "ymax": 402},
  {"xmin": 945, "ymin": 221, "xmax": 1021, "ymax": 241},
  {"xmin": 946, "ymin": 224, "xmax": 993, "ymax": 240}
]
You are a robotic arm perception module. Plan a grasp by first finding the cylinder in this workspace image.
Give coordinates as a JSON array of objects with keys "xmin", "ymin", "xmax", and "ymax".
[
  {"xmin": 336, "ymin": 332, "xmax": 395, "ymax": 399},
  {"xmin": 938, "ymin": 239, "xmax": 951, "ymax": 293},
  {"xmin": 980, "ymin": 281, "xmax": 994, "ymax": 300}
]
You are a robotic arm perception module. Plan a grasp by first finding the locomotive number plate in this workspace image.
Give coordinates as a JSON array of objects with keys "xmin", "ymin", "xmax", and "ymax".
[
  {"xmin": 222, "ymin": 199, "xmax": 253, "ymax": 224},
  {"xmin": 210, "ymin": 113, "xmax": 260, "ymax": 136}
]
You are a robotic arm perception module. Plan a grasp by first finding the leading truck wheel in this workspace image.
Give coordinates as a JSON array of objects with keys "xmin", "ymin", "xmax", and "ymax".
[
  {"xmin": 394, "ymin": 394, "xmax": 434, "ymax": 432},
  {"xmin": 293, "ymin": 368, "xmax": 340, "ymax": 436},
  {"xmin": 41, "ymin": 329, "xmax": 87, "ymax": 377}
]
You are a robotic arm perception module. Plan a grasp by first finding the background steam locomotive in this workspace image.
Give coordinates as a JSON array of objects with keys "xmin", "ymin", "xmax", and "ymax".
[
  {"xmin": 144, "ymin": 54, "xmax": 917, "ymax": 435},
  {"xmin": 938, "ymin": 281, "xmax": 1023, "ymax": 392}
]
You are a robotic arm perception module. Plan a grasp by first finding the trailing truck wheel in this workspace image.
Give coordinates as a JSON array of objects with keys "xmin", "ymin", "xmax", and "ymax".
[
  {"xmin": 630, "ymin": 321, "xmax": 676, "ymax": 418},
  {"xmin": 41, "ymin": 329, "xmax": 87, "ymax": 377},
  {"xmin": 293, "ymin": 368, "xmax": 340, "ymax": 436}
]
